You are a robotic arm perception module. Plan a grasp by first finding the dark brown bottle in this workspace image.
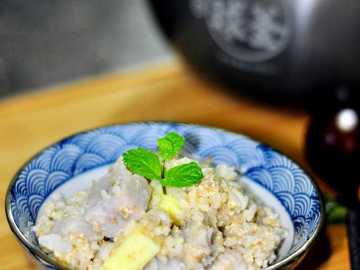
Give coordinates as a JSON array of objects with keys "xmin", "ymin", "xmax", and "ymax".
[
  {"xmin": 306, "ymin": 89, "xmax": 360, "ymax": 201},
  {"xmin": 305, "ymin": 86, "xmax": 360, "ymax": 270}
]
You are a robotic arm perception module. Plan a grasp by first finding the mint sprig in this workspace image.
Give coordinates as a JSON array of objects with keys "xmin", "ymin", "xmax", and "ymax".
[
  {"xmin": 158, "ymin": 132, "xmax": 185, "ymax": 161},
  {"xmin": 123, "ymin": 132, "xmax": 204, "ymax": 188}
]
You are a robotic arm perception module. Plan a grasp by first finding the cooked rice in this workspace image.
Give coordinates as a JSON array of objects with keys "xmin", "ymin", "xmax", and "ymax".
[{"xmin": 34, "ymin": 156, "xmax": 286, "ymax": 270}]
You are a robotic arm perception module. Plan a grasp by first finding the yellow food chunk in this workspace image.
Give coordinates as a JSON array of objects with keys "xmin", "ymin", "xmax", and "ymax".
[
  {"xmin": 150, "ymin": 182, "xmax": 184, "ymax": 224},
  {"xmin": 101, "ymin": 230, "xmax": 160, "ymax": 270},
  {"xmin": 159, "ymin": 194, "xmax": 183, "ymax": 225}
]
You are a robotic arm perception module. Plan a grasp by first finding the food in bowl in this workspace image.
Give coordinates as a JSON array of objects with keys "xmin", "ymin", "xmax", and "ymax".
[{"xmin": 33, "ymin": 132, "xmax": 287, "ymax": 270}]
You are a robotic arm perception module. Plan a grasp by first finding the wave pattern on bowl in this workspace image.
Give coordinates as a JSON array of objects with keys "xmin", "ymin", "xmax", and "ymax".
[{"xmin": 9, "ymin": 123, "xmax": 321, "ymax": 260}]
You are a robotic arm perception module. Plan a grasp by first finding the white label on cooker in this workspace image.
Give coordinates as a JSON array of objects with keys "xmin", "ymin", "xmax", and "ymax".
[{"xmin": 190, "ymin": 0, "xmax": 291, "ymax": 63}]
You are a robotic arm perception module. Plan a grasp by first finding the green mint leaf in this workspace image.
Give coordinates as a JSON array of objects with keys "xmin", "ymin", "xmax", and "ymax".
[
  {"xmin": 158, "ymin": 132, "xmax": 185, "ymax": 161},
  {"xmin": 123, "ymin": 148, "xmax": 162, "ymax": 180},
  {"xmin": 325, "ymin": 196, "xmax": 347, "ymax": 224},
  {"xmin": 327, "ymin": 206, "xmax": 347, "ymax": 224},
  {"xmin": 160, "ymin": 162, "xmax": 204, "ymax": 187}
]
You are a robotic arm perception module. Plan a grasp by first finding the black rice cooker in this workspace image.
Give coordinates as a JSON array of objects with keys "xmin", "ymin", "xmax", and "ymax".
[{"xmin": 148, "ymin": 0, "xmax": 360, "ymax": 106}]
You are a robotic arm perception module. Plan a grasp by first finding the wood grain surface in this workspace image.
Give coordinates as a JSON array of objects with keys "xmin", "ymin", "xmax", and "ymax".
[{"xmin": 0, "ymin": 61, "xmax": 350, "ymax": 269}]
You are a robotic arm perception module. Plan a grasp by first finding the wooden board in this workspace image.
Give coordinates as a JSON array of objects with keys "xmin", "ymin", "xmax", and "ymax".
[{"xmin": 0, "ymin": 61, "xmax": 350, "ymax": 269}]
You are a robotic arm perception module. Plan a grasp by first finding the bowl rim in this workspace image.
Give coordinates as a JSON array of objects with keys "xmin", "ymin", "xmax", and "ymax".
[{"xmin": 5, "ymin": 121, "xmax": 325, "ymax": 270}]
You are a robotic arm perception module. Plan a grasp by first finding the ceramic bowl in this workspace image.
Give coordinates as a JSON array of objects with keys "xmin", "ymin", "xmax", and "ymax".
[{"xmin": 6, "ymin": 122, "xmax": 324, "ymax": 269}]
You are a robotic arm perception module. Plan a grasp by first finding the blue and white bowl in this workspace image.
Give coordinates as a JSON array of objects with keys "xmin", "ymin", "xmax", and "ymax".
[{"xmin": 6, "ymin": 122, "xmax": 324, "ymax": 269}]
